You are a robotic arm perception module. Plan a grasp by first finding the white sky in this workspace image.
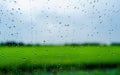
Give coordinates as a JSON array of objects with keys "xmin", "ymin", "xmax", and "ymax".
[{"xmin": 0, "ymin": 0, "xmax": 120, "ymax": 44}]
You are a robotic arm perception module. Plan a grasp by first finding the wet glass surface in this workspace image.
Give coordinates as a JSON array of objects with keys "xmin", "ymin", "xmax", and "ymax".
[{"xmin": 0, "ymin": 0, "xmax": 120, "ymax": 75}]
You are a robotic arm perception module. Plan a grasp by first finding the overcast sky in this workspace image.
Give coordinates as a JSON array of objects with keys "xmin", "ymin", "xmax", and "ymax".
[{"xmin": 0, "ymin": 0, "xmax": 120, "ymax": 44}]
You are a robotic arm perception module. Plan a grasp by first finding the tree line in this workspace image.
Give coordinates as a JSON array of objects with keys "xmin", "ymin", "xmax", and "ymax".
[{"xmin": 0, "ymin": 41, "xmax": 120, "ymax": 46}]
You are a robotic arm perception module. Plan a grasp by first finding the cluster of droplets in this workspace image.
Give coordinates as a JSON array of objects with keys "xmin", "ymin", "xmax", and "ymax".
[
  {"xmin": 0, "ymin": 0, "xmax": 24, "ymax": 42},
  {"xmin": 0, "ymin": 0, "xmax": 120, "ymax": 44}
]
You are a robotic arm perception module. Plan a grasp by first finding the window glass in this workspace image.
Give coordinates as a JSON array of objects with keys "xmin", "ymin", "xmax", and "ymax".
[{"xmin": 0, "ymin": 0, "xmax": 120, "ymax": 75}]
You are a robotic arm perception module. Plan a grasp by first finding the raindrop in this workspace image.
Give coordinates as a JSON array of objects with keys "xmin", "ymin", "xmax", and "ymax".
[
  {"xmin": 105, "ymin": 3, "xmax": 108, "ymax": 6},
  {"xmin": 20, "ymin": 12, "xmax": 22, "ymax": 14},
  {"xmin": 89, "ymin": 2, "xmax": 92, "ymax": 4},
  {"xmin": 20, "ymin": 20, "xmax": 22, "ymax": 23},
  {"xmin": 23, "ymin": 57, "xmax": 26, "ymax": 60},
  {"xmin": 99, "ymin": 16, "xmax": 102, "ymax": 18},
  {"xmin": 93, "ymin": 5, "xmax": 95, "ymax": 8},
  {"xmin": 65, "ymin": 24, "xmax": 70, "ymax": 27},
  {"xmin": 8, "ymin": 26, "xmax": 11, "ymax": 29},
  {"xmin": 60, "ymin": 36, "xmax": 63, "ymax": 38},
  {"xmin": 68, "ymin": 16, "xmax": 71, "ymax": 18},
  {"xmin": 99, "ymin": 21, "xmax": 103, "ymax": 24},
  {"xmin": 112, "ymin": 53, "xmax": 115, "ymax": 56},
  {"xmin": 43, "ymin": 40, "xmax": 46, "ymax": 43},
  {"xmin": 13, "ymin": 25, "xmax": 16, "ymax": 28},
  {"xmin": 96, "ymin": 32, "xmax": 99, "ymax": 34},
  {"xmin": 46, "ymin": 50, "xmax": 48, "ymax": 52},
  {"xmin": 31, "ymin": 27, "xmax": 34, "ymax": 29},
  {"xmin": 109, "ymin": 32, "xmax": 111, "ymax": 35},
  {"xmin": 74, "ymin": 6, "xmax": 77, "ymax": 9},
  {"xmin": 11, "ymin": 19, "xmax": 14, "ymax": 22},
  {"xmin": 112, "ymin": 5, "xmax": 115, "ymax": 8},
  {"xmin": 11, "ymin": 33, "xmax": 13, "ymax": 36},
  {"xmin": 94, "ymin": 0, "xmax": 96, "ymax": 3},
  {"xmin": 12, "ymin": 8, "xmax": 14, "ymax": 11},
  {"xmin": 14, "ymin": 1, "xmax": 17, "ymax": 3},
  {"xmin": 59, "ymin": 22, "xmax": 62, "ymax": 24},
  {"xmin": 94, "ymin": 27, "xmax": 96, "ymax": 29},
  {"xmin": 10, "ymin": 12, "xmax": 14, "ymax": 15},
  {"xmin": 91, "ymin": 34, "xmax": 93, "ymax": 36},
  {"xmin": 18, "ymin": 8, "xmax": 21, "ymax": 10}
]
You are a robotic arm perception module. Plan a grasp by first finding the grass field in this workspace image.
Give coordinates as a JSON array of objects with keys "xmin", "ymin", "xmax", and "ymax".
[{"xmin": 0, "ymin": 46, "xmax": 120, "ymax": 74}]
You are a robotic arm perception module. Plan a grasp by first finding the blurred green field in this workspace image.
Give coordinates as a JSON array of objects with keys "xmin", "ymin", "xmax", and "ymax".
[
  {"xmin": 0, "ymin": 46, "xmax": 120, "ymax": 69},
  {"xmin": 0, "ymin": 46, "xmax": 120, "ymax": 75}
]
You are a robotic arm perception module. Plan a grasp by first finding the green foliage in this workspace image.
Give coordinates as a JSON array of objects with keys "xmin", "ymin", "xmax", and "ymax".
[
  {"xmin": 0, "ymin": 46, "xmax": 120, "ymax": 68},
  {"xmin": 0, "ymin": 46, "xmax": 120, "ymax": 74}
]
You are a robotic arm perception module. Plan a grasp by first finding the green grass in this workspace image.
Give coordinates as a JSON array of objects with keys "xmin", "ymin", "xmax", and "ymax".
[{"xmin": 0, "ymin": 46, "xmax": 120, "ymax": 74}]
